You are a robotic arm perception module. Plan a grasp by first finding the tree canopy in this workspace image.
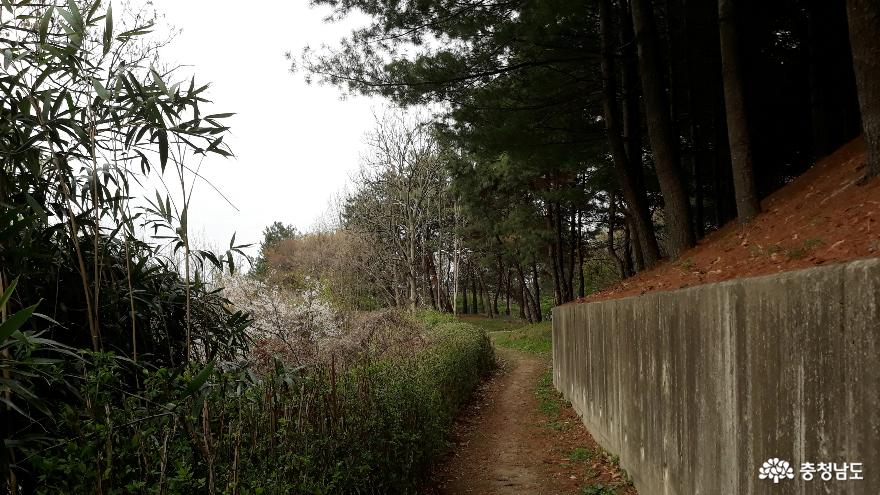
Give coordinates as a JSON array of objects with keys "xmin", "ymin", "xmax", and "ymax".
[{"xmin": 295, "ymin": 0, "xmax": 876, "ymax": 309}]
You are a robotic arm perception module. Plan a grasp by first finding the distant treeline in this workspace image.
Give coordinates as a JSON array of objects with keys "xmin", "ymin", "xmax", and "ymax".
[{"xmin": 296, "ymin": 0, "xmax": 880, "ymax": 308}]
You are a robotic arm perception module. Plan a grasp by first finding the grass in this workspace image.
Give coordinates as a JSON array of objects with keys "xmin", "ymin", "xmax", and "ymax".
[
  {"xmin": 569, "ymin": 446, "xmax": 594, "ymax": 462},
  {"xmin": 535, "ymin": 369, "xmax": 561, "ymax": 416},
  {"xmin": 787, "ymin": 237, "xmax": 825, "ymax": 259},
  {"xmin": 490, "ymin": 320, "xmax": 552, "ymax": 357},
  {"xmin": 750, "ymin": 238, "xmax": 825, "ymax": 260},
  {"xmin": 459, "ymin": 315, "xmax": 526, "ymax": 333},
  {"xmin": 535, "ymin": 368, "xmax": 572, "ymax": 431},
  {"xmin": 581, "ymin": 484, "xmax": 618, "ymax": 495}
]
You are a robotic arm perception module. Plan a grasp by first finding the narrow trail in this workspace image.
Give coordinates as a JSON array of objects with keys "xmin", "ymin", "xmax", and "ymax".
[
  {"xmin": 425, "ymin": 332, "xmax": 638, "ymax": 495},
  {"xmin": 431, "ymin": 347, "xmax": 550, "ymax": 494}
]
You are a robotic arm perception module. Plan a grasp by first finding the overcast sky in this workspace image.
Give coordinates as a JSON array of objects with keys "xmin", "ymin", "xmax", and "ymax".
[{"xmin": 140, "ymin": 0, "xmax": 384, "ymax": 255}]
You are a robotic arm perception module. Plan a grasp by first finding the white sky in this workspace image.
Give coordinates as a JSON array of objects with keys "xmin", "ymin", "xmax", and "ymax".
[{"xmin": 138, "ymin": 0, "xmax": 385, "ymax": 254}]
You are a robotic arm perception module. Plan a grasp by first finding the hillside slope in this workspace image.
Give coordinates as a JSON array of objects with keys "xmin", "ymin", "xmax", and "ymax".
[{"xmin": 582, "ymin": 138, "xmax": 880, "ymax": 303}]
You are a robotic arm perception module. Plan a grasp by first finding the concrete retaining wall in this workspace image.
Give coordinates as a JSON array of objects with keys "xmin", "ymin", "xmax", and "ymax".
[{"xmin": 552, "ymin": 258, "xmax": 880, "ymax": 494}]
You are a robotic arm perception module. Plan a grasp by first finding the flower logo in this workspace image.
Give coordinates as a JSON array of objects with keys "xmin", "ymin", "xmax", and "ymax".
[{"xmin": 758, "ymin": 458, "xmax": 795, "ymax": 483}]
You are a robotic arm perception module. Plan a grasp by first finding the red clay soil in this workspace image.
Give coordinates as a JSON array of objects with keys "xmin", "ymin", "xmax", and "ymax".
[
  {"xmin": 424, "ymin": 347, "xmax": 636, "ymax": 495},
  {"xmin": 581, "ymin": 138, "xmax": 880, "ymax": 303}
]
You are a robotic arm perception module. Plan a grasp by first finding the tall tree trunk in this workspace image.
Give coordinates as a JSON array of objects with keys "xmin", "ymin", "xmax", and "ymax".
[
  {"xmin": 809, "ymin": 0, "xmax": 863, "ymax": 159},
  {"xmin": 523, "ymin": 284, "xmax": 534, "ymax": 323},
  {"xmin": 692, "ymin": 150, "xmax": 705, "ymax": 237},
  {"xmin": 547, "ymin": 207, "xmax": 563, "ymax": 305},
  {"xmin": 478, "ymin": 272, "xmax": 493, "ymax": 318},
  {"xmin": 622, "ymin": 215, "xmax": 635, "ymax": 276},
  {"xmin": 549, "ymin": 241, "xmax": 562, "ymax": 306},
  {"xmin": 668, "ymin": 0, "xmax": 702, "ymax": 238},
  {"xmin": 425, "ymin": 253, "xmax": 438, "ymax": 310},
  {"xmin": 620, "ymin": 0, "xmax": 642, "ymax": 173},
  {"xmin": 621, "ymin": 2, "xmax": 650, "ymax": 266},
  {"xmin": 470, "ymin": 270, "xmax": 479, "ymax": 314},
  {"xmin": 600, "ymin": 0, "xmax": 661, "ymax": 267},
  {"xmin": 846, "ymin": 0, "xmax": 880, "ymax": 180},
  {"xmin": 492, "ymin": 263, "xmax": 502, "ymax": 316},
  {"xmin": 719, "ymin": 0, "xmax": 761, "ymax": 223},
  {"xmin": 436, "ymin": 200, "xmax": 443, "ymax": 308},
  {"xmin": 530, "ymin": 259, "xmax": 542, "ymax": 322},
  {"xmin": 392, "ymin": 263, "xmax": 403, "ymax": 307},
  {"xmin": 626, "ymin": 215, "xmax": 645, "ymax": 271},
  {"xmin": 714, "ymin": 95, "xmax": 735, "ymax": 226},
  {"xmin": 407, "ymin": 230, "xmax": 417, "ymax": 309},
  {"xmin": 491, "ymin": 290, "xmax": 498, "ymax": 317},
  {"xmin": 630, "ymin": 0, "xmax": 695, "ymax": 257},
  {"xmin": 685, "ymin": 0, "xmax": 720, "ymax": 236},
  {"xmin": 607, "ymin": 193, "xmax": 629, "ymax": 278},
  {"xmin": 665, "ymin": 0, "xmax": 690, "ymax": 143},
  {"xmin": 566, "ymin": 208, "xmax": 576, "ymax": 301},
  {"xmin": 577, "ymin": 209, "xmax": 586, "ymax": 298},
  {"xmin": 516, "ymin": 262, "xmax": 533, "ymax": 322},
  {"xmin": 505, "ymin": 268, "xmax": 512, "ymax": 316},
  {"xmin": 557, "ymin": 206, "xmax": 568, "ymax": 302},
  {"xmin": 436, "ymin": 255, "xmax": 452, "ymax": 311},
  {"xmin": 452, "ymin": 201, "xmax": 460, "ymax": 315},
  {"xmin": 461, "ymin": 271, "xmax": 469, "ymax": 314},
  {"xmin": 555, "ymin": 204, "xmax": 566, "ymax": 293},
  {"xmin": 553, "ymin": 203, "xmax": 567, "ymax": 303}
]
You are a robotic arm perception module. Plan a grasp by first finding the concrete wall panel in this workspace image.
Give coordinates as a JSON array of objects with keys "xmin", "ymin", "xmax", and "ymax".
[{"xmin": 552, "ymin": 259, "xmax": 880, "ymax": 495}]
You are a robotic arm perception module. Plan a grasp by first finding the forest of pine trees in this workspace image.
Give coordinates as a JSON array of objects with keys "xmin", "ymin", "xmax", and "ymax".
[{"xmin": 292, "ymin": 0, "xmax": 879, "ymax": 312}]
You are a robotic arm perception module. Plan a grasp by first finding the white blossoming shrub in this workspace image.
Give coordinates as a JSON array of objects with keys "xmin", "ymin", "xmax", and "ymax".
[
  {"xmin": 218, "ymin": 274, "xmax": 341, "ymax": 368},
  {"xmin": 321, "ymin": 308, "xmax": 433, "ymax": 367}
]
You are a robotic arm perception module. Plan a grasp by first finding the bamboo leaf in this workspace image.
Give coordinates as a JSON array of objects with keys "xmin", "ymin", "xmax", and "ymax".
[
  {"xmin": 1, "ymin": 303, "xmax": 39, "ymax": 343},
  {"xmin": 103, "ymin": 4, "xmax": 112, "ymax": 55},
  {"xmin": 86, "ymin": 0, "xmax": 102, "ymax": 23},
  {"xmin": 39, "ymin": 7, "xmax": 53, "ymax": 46},
  {"xmin": 91, "ymin": 78, "xmax": 110, "ymax": 101},
  {"xmin": 183, "ymin": 361, "xmax": 215, "ymax": 397},
  {"xmin": 40, "ymin": 90, "xmax": 51, "ymax": 122},
  {"xmin": 51, "ymin": 88, "xmax": 66, "ymax": 118},
  {"xmin": 0, "ymin": 277, "xmax": 18, "ymax": 310},
  {"xmin": 151, "ymin": 67, "xmax": 168, "ymax": 95},
  {"xmin": 32, "ymin": 312, "xmax": 62, "ymax": 328},
  {"xmin": 0, "ymin": 398, "xmax": 32, "ymax": 421},
  {"xmin": 25, "ymin": 194, "xmax": 48, "ymax": 225},
  {"xmin": 157, "ymin": 129, "xmax": 168, "ymax": 171},
  {"xmin": 66, "ymin": 0, "xmax": 83, "ymax": 30},
  {"xmin": 57, "ymin": 8, "xmax": 75, "ymax": 30}
]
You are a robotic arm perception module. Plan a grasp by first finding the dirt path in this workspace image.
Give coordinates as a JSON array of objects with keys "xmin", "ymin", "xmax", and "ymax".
[
  {"xmin": 425, "ymin": 342, "xmax": 638, "ymax": 495},
  {"xmin": 429, "ymin": 347, "xmax": 548, "ymax": 494}
]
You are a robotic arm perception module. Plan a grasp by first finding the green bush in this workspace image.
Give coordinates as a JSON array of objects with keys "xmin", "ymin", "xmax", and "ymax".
[
  {"xmin": 416, "ymin": 308, "xmax": 457, "ymax": 327},
  {"xmin": 28, "ymin": 321, "xmax": 494, "ymax": 494}
]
